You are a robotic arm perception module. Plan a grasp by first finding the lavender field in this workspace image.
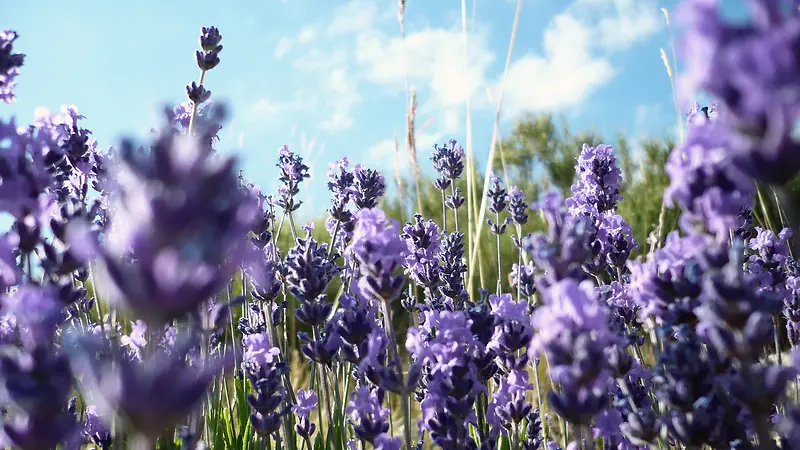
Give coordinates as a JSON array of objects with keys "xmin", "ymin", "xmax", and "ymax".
[{"xmin": 2, "ymin": 0, "xmax": 800, "ymax": 449}]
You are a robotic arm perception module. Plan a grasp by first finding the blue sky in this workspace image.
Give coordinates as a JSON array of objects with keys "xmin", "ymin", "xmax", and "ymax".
[{"xmin": 5, "ymin": 0, "xmax": 688, "ymax": 220}]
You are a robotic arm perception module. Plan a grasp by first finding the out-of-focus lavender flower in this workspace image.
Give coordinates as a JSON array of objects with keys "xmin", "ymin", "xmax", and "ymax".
[
  {"xmin": 293, "ymin": 389, "xmax": 317, "ymax": 439},
  {"xmin": 488, "ymin": 293, "xmax": 532, "ymax": 372},
  {"xmin": 747, "ymin": 227, "xmax": 792, "ymax": 297},
  {"xmin": 523, "ymin": 191, "xmax": 592, "ymax": 289},
  {"xmin": 488, "ymin": 369, "xmax": 533, "ymax": 431},
  {"xmin": 276, "ymin": 145, "xmax": 310, "ymax": 213},
  {"xmin": 346, "ymin": 386, "xmax": 391, "ymax": 444},
  {"xmin": 510, "ymin": 261, "xmax": 537, "ymax": 299},
  {"xmin": 2, "ymin": 284, "xmax": 63, "ymax": 348},
  {"xmin": 664, "ymin": 120, "xmax": 754, "ymax": 238},
  {"xmin": 568, "ymin": 143, "xmax": 622, "ymax": 214},
  {"xmin": 531, "ymin": 279, "xmax": 618, "ymax": 426},
  {"xmin": 0, "ymin": 30, "xmax": 25, "ymax": 103},
  {"xmin": 686, "ymin": 102, "xmax": 719, "ymax": 126},
  {"xmin": 352, "ymin": 165, "xmax": 386, "ymax": 210},
  {"xmin": 403, "ymin": 214, "xmax": 442, "ymax": 289},
  {"xmin": 677, "ymin": 0, "xmax": 800, "ymax": 184},
  {"xmin": 431, "ymin": 140, "xmax": 465, "ymax": 191},
  {"xmin": 69, "ymin": 333, "xmax": 233, "ymax": 441},
  {"xmin": 0, "ymin": 346, "xmax": 76, "ymax": 450},
  {"xmin": 697, "ymin": 241, "xmax": 780, "ymax": 360},
  {"xmin": 79, "ymin": 118, "xmax": 256, "ymax": 324},
  {"xmin": 346, "ymin": 209, "xmax": 407, "ymax": 303},
  {"xmin": 120, "ymin": 320, "xmax": 148, "ymax": 361},
  {"xmin": 82, "ymin": 406, "xmax": 112, "ymax": 450}
]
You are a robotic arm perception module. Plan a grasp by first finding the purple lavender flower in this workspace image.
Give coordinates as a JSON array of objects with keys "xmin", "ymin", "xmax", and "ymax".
[
  {"xmin": 242, "ymin": 332, "xmax": 289, "ymax": 437},
  {"xmin": 487, "ymin": 175, "xmax": 508, "ymax": 214},
  {"xmin": 523, "ymin": 191, "xmax": 592, "ymax": 289},
  {"xmin": 276, "ymin": 145, "xmax": 310, "ymax": 213},
  {"xmin": 285, "ymin": 233, "xmax": 339, "ymax": 326},
  {"xmin": 628, "ymin": 231, "xmax": 720, "ymax": 331},
  {"xmin": 79, "ymin": 121, "xmax": 256, "ymax": 324},
  {"xmin": 510, "ymin": 261, "xmax": 537, "ymax": 299},
  {"xmin": 677, "ymin": 0, "xmax": 800, "ymax": 183},
  {"xmin": 747, "ymin": 227, "xmax": 792, "ymax": 298},
  {"xmin": 431, "ymin": 140, "xmax": 465, "ymax": 184},
  {"xmin": 352, "ymin": 165, "xmax": 386, "ymax": 210},
  {"xmin": 0, "ymin": 30, "xmax": 25, "ymax": 103},
  {"xmin": 664, "ymin": 120, "xmax": 754, "ymax": 238},
  {"xmin": 488, "ymin": 369, "xmax": 533, "ymax": 431},
  {"xmin": 293, "ymin": 389, "xmax": 317, "ymax": 439},
  {"xmin": 568, "ymin": 143, "xmax": 622, "ymax": 213},
  {"xmin": 346, "ymin": 209, "xmax": 407, "ymax": 303},
  {"xmin": 407, "ymin": 310, "xmax": 484, "ymax": 448},
  {"xmin": 507, "ymin": 186, "xmax": 529, "ymax": 226},
  {"xmin": 403, "ymin": 214, "xmax": 442, "ymax": 289},
  {"xmin": 531, "ymin": 279, "xmax": 618, "ymax": 426},
  {"xmin": 70, "ymin": 333, "xmax": 233, "ymax": 441},
  {"xmin": 437, "ymin": 231, "xmax": 468, "ymax": 300},
  {"xmin": 598, "ymin": 213, "xmax": 638, "ymax": 270},
  {"xmin": 2, "ymin": 284, "xmax": 64, "ymax": 349},
  {"xmin": 346, "ymin": 386, "xmax": 391, "ymax": 444},
  {"xmin": 488, "ymin": 293, "xmax": 533, "ymax": 372},
  {"xmin": 82, "ymin": 406, "xmax": 112, "ymax": 450},
  {"xmin": 697, "ymin": 242, "xmax": 780, "ymax": 360},
  {"xmin": 195, "ymin": 26, "xmax": 223, "ymax": 71},
  {"xmin": 0, "ymin": 346, "xmax": 76, "ymax": 450}
]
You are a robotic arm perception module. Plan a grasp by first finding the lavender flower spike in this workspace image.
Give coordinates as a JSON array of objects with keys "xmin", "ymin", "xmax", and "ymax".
[
  {"xmin": 79, "ymin": 123, "xmax": 258, "ymax": 324},
  {"xmin": 0, "ymin": 30, "xmax": 25, "ymax": 103}
]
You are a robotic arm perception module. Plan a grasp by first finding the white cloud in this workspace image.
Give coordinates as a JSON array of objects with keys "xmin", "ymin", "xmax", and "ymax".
[
  {"xmin": 320, "ymin": 67, "xmax": 360, "ymax": 130},
  {"xmin": 249, "ymin": 92, "xmax": 314, "ymax": 124},
  {"xmin": 296, "ymin": 26, "xmax": 318, "ymax": 43},
  {"xmin": 368, "ymin": 132, "xmax": 443, "ymax": 173},
  {"xmin": 274, "ymin": 37, "xmax": 293, "ymax": 59},
  {"xmin": 501, "ymin": 0, "xmax": 662, "ymax": 119}
]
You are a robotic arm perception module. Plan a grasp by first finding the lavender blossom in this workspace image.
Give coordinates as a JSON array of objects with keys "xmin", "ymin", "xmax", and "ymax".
[
  {"xmin": 352, "ymin": 165, "xmax": 386, "ymax": 210},
  {"xmin": 242, "ymin": 332, "xmax": 288, "ymax": 437},
  {"xmin": 293, "ymin": 389, "xmax": 317, "ymax": 439},
  {"xmin": 346, "ymin": 208, "xmax": 407, "ymax": 303},
  {"xmin": 677, "ymin": 0, "xmax": 800, "ymax": 183},
  {"xmin": 195, "ymin": 26, "xmax": 223, "ymax": 71},
  {"xmin": 531, "ymin": 279, "xmax": 618, "ymax": 426},
  {"xmin": 568, "ymin": 143, "xmax": 623, "ymax": 213},
  {"xmin": 523, "ymin": 191, "xmax": 592, "ymax": 289},
  {"xmin": 276, "ymin": 145, "xmax": 310, "ymax": 213},
  {"xmin": 346, "ymin": 386, "xmax": 391, "ymax": 444},
  {"xmin": 69, "ymin": 332, "xmax": 233, "ymax": 442},
  {"xmin": 0, "ymin": 30, "xmax": 24, "ymax": 103},
  {"xmin": 508, "ymin": 186, "xmax": 529, "ymax": 226},
  {"xmin": 664, "ymin": 120, "xmax": 754, "ymax": 238},
  {"xmin": 285, "ymin": 233, "xmax": 339, "ymax": 327},
  {"xmin": 82, "ymin": 406, "xmax": 112, "ymax": 450},
  {"xmin": 403, "ymin": 214, "xmax": 442, "ymax": 289},
  {"xmin": 431, "ymin": 140, "xmax": 465, "ymax": 184}
]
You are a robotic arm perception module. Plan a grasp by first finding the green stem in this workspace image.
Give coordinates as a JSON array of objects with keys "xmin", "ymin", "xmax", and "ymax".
[
  {"xmin": 381, "ymin": 298, "xmax": 414, "ymax": 450},
  {"xmin": 186, "ymin": 70, "xmax": 207, "ymax": 137}
]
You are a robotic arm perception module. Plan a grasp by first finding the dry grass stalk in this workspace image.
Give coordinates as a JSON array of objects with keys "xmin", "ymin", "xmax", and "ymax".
[
  {"xmin": 467, "ymin": 0, "xmax": 524, "ymax": 284},
  {"xmin": 406, "ymin": 89, "xmax": 423, "ymax": 214},
  {"xmin": 392, "ymin": 130, "xmax": 408, "ymax": 222}
]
